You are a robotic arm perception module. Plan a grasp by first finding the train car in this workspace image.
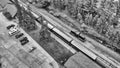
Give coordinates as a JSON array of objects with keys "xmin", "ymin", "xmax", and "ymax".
[
  {"xmin": 48, "ymin": 26, "xmax": 80, "ymax": 52},
  {"xmin": 47, "ymin": 23, "xmax": 54, "ymax": 29},
  {"xmin": 52, "ymin": 28, "xmax": 73, "ymax": 42},
  {"xmin": 31, "ymin": 11, "xmax": 39, "ymax": 18},
  {"xmin": 70, "ymin": 31, "xmax": 86, "ymax": 42},
  {"xmin": 71, "ymin": 40, "xmax": 97, "ymax": 60}
]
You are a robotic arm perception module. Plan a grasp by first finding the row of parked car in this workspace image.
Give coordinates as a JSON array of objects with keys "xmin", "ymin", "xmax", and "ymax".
[
  {"xmin": 7, "ymin": 24, "xmax": 37, "ymax": 53},
  {"xmin": 7, "ymin": 24, "xmax": 29, "ymax": 45}
]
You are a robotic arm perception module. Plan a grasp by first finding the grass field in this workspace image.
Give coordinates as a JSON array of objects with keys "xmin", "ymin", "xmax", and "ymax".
[{"xmin": 26, "ymin": 25, "xmax": 73, "ymax": 65}]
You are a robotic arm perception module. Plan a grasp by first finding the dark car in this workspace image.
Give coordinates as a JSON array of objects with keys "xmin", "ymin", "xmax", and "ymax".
[
  {"xmin": 6, "ymin": 24, "xmax": 15, "ymax": 30},
  {"xmin": 21, "ymin": 40, "xmax": 29, "ymax": 45},
  {"xmin": 20, "ymin": 37, "xmax": 29, "ymax": 45},
  {"xmin": 20, "ymin": 37, "xmax": 28, "ymax": 41},
  {"xmin": 15, "ymin": 33, "xmax": 24, "ymax": 39}
]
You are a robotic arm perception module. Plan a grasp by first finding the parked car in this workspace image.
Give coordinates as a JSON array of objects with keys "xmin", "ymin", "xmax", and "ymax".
[
  {"xmin": 20, "ymin": 37, "xmax": 29, "ymax": 45},
  {"xmin": 8, "ymin": 31, "xmax": 17, "ymax": 36},
  {"xmin": 15, "ymin": 33, "xmax": 24, "ymax": 39},
  {"xmin": 6, "ymin": 24, "xmax": 15, "ymax": 30},
  {"xmin": 29, "ymin": 47, "xmax": 37, "ymax": 53}
]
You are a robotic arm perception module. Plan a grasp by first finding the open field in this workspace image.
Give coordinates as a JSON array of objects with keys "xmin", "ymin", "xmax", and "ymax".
[{"xmin": 26, "ymin": 25, "xmax": 73, "ymax": 65}]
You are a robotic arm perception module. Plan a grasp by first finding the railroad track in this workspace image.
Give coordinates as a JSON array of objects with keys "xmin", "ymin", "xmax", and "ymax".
[
  {"xmin": 29, "ymin": 11, "xmax": 120, "ymax": 68},
  {"xmin": 17, "ymin": 1, "xmax": 120, "ymax": 68}
]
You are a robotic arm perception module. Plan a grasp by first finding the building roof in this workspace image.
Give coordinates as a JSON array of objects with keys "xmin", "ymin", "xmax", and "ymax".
[
  {"xmin": 4, "ymin": 4, "xmax": 17, "ymax": 17},
  {"xmin": 64, "ymin": 52, "xmax": 102, "ymax": 68},
  {"xmin": 0, "ymin": 0, "xmax": 17, "ymax": 17}
]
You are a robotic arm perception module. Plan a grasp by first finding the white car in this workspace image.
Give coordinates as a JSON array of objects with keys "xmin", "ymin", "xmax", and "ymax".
[
  {"xmin": 8, "ymin": 25, "xmax": 20, "ymax": 36},
  {"xmin": 8, "ymin": 31, "xmax": 16, "ymax": 36},
  {"xmin": 28, "ymin": 47, "xmax": 36, "ymax": 53}
]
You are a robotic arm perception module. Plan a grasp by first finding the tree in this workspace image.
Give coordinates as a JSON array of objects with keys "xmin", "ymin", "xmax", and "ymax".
[
  {"xmin": 76, "ymin": 13, "xmax": 82, "ymax": 21},
  {"xmin": 109, "ymin": 17, "xmax": 118, "ymax": 28},
  {"xmin": 53, "ymin": 0, "xmax": 58, "ymax": 8},
  {"xmin": 41, "ymin": 1, "xmax": 51, "ymax": 9},
  {"xmin": 59, "ymin": 0, "xmax": 66, "ymax": 10},
  {"xmin": 39, "ymin": 28, "xmax": 51, "ymax": 42},
  {"xmin": 84, "ymin": 14, "xmax": 93, "ymax": 26},
  {"xmin": 94, "ymin": 18, "xmax": 102, "ymax": 33},
  {"xmin": 100, "ymin": 0, "xmax": 106, "ymax": 8},
  {"xmin": 114, "ymin": 31, "xmax": 120, "ymax": 43},
  {"xmin": 84, "ymin": 14, "xmax": 89, "ymax": 25},
  {"xmin": 101, "ymin": 25, "xmax": 108, "ymax": 35},
  {"xmin": 92, "ymin": 15, "xmax": 99, "ymax": 28},
  {"xmin": 116, "ymin": 0, "xmax": 120, "ymax": 17},
  {"xmin": 9, "ymin": 0, "xmax": 23, "ymax": 24},
  {"xmin": 88, "ymin": 14, "xmax": 93, "ymax": 26},
  {"xmin": 3, "ymin": 10, "xmax": 13, "ymax": 20},
  {"xmin": 109, "ymin": 32, "xmax": 116, "ymax": 42}
]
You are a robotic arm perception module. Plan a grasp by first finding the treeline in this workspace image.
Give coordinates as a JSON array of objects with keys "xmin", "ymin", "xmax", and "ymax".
[
  {"xmin": 51, "ymin": 0, "xmax": 120, "ymax": 51},
  {"xmin": 9, "ymin": 0, "xmax": 37, "ymax": 31}
]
